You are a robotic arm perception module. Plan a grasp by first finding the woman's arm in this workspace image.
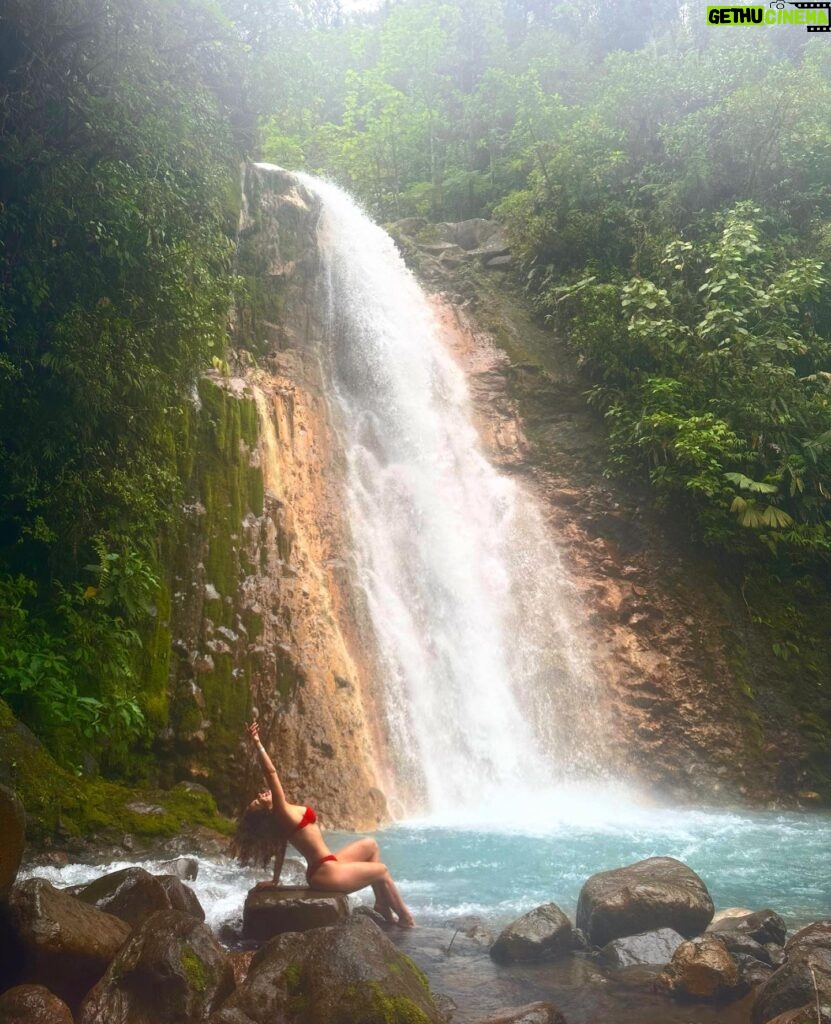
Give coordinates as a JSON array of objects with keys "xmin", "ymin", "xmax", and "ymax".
[
  {"xmin": 272, "ymin": 837, "xmax": 287, "ymax": 883},
  {"xmin": 247, "ymin": 721, "xmax": 289, "ymax": 811}
]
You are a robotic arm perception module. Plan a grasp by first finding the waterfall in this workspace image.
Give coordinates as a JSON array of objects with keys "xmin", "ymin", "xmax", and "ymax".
[{"xmin": 276, "ymin": 169, "xmax": 607, "ymax": 820}]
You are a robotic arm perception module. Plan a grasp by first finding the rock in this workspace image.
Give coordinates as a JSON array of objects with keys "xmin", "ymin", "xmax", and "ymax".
[
  {"xmin": 733, "ymin": 952, "xmax": 774, "ymax": 988},
  {"xmin": 712, "ymin": 907, "xmax": 754, "ymax": 926},
  {"xmin": 659, "ymin": 935, "xmax": 745, "ymax": 1001},
  {"xmin": 75, "ymin": 867, "xmax": 178, "ymax": 927},
  {"xmin": 576, "ymin": 857, "xmax": 714, "ymax": 947},
  {"xmin": 0, "ymin": 984, "xmax": 74, "ymax": 1024},
  {"xmin": 228, "ymin": 949, "xmax": 255, "ymax": 988},
  {"xmin": 435, "ymin": 218, "xmax": 501, "ymax": 250},
  {"xmin": 391, "ymin": 217, "xmax": 428, "ymax": 237},
  {"xmin": 600, "ymin": 927, "xmax": 685, "ymax": 967},
  {"xmin": 752, "ymin": 920, "xmax": 831, "ymax": 1024},
  {"xmin": 242, "ymin": 886, "xmax": 349, "ymax": 941},
  {"xmin": 0, "ymin": 786, "xmax": 25, "ymax": 899},
  {"xmin": 78, "ymin": 909, "xmax": 234, "ymax": 1024},
  {"xmin": 471, "ymin": 1001, "xmax": 567, "ymax": 1024},
  {"xmin": 156, "ymin": 856, "xmax": 199, "ymax": 881},
  {"xmin": 717, "ymin": 931, "xmax": 775, "ymax": 965},
  {"xmin": 765, "ymin": 1007, "xmax": 831, "ymax": 1024},
  {"xmin": 490, "ymin": 904, "xmax": 573, "ymax": 964},
  {"xmin": 709, "ymin": 908, "xmax": 788, "ymax": 947},
  {"xmin": 125, "ymin": 801, "xmax": 165, "ymax": 815},
  {"xmin": 156, "ymin": 875, "xmax": 205, "ymax": 921},
  {"xmin": 210, "ymin": 915, "xmax": 443, "ymax": 1024},
  {"xmin": 7, "ymin": 877, "xmax": 131, "ymax": 1008},
  {"xmin": 448, "ymin": 914, "xmax": 495, "ymax": 946},
  {"xmin": 484, "ymin": 254, "xmax": 513, "ymax": 269}
]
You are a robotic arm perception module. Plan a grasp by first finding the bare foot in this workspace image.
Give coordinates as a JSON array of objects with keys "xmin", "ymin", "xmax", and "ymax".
[
  {"xmin": 395, "ymin": 910, "xmax": 415, "ymax": 928},
  {"xmin": 374, "ymin": 901, "xmax": 395, "ymax": 925}
]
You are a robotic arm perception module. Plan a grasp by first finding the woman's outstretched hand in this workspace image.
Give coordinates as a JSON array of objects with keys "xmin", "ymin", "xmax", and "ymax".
[{"xmin": 247, "ymin": 721, "xmax": 260, "ymax": 745}]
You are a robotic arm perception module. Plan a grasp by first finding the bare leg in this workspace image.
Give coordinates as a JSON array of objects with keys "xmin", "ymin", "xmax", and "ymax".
[
  {"xmin": 334, "ymin": 838, "xmax": 393, "ymax": 922},
  {"xmin": 311, "ymin": 858, "xmax": 414, "ymax": 927}
]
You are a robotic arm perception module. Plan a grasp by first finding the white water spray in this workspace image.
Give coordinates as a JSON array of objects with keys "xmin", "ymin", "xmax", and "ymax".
[{"xmin": 282, "ymin": 169, "xmax": 607, "ymax": 818}]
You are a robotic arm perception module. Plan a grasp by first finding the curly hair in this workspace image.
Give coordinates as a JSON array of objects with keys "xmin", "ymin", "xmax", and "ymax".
[{"xmin": 230, "ymin": 807, "xmax": 286, "ymax": 868}]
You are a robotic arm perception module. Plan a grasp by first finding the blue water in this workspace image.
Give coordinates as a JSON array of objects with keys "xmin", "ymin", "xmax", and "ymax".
[
  {"xmin": 25, "ymin": 801, "xmax": 831, "ymax": 936},
  {"xmin": 357, "ymin": 805, "xmax": 831, "ymax": 930}
]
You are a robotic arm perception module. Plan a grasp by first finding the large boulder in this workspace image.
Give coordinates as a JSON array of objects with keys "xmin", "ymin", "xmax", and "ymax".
[
  {"xmin": 210, "ymin": 914, "xmax": 443, "ymax": 1024},
  {"xmin": 709, "ymin": 909, "xmax": 788, "ymax": 947},
  {"xmin": 0, "ymin": 984, "xmax": 73, "ymax": 1024},
  {"xmin": 490, "ymin": 904, "xmax": 573, "ymax": 964},
  {"xmin": 75, "ymin": 866, "xmax": 203, "ymax": 927},
  {"xmin": 658, "ymin": 935, "xmax": 745, "ymax": 1001},
  {"xmin": 752, "ymin": 921, "xmax": 831, "ymax": 1024},
  {"xmin": 0, "ymin": 786, "xmax": 25, "ymax": 899},
  {"xmin": 600, "ymin": 927, "xmax": 685, "ymax": 967},
  {"xmin": 241, "ymin": 886, "xmax": 349, "ymax": 941},
  {"xmin": 7, "ymin": 877, "xmax": 130, "ymax": 1008},
  {"xmin": 78, "ymin": 909, "xmax": 234, "ymax": 1024},
  {"xmin": 471, "ymin": 1003, "xmax": 566, "ymax": 1024},
  {"xmin": 576, "ymin": 857, "xmax": 714, "ymax": 947}
]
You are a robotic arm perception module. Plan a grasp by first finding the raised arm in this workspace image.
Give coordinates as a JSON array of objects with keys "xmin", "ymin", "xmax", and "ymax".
[{"xmin": 247, "ymin": 721, "xmax": 288, "ymax": 812}]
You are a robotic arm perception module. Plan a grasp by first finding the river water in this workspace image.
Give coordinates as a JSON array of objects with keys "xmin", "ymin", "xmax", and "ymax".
[{"xmin": 22, "ymin": 799, "xmax": 829, "ymax": 1021}]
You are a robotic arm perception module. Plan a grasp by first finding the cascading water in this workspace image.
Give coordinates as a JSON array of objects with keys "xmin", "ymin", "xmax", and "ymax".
[{"xmin": 285, "ymin": 169, "xmax": 608, "ymax": 822}]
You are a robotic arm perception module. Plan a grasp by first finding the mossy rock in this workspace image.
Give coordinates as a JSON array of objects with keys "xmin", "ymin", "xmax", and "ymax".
[
  {"xmin": 0, "ymin": 699, "xmax": 233, "ymax": 844},
  {"xmin": 210, "ymin": 916, "xmax": 442, "ymax": 1024}
]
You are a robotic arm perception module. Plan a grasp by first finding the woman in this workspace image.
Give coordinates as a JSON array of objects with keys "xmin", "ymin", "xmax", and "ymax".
[{"xmin": 232, "ymin": 721, "xmax": 414, "ymax": 927}]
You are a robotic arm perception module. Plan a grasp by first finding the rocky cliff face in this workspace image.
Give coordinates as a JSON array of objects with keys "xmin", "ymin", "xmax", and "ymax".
[
  {"xmin": 160, "ymin": 166, "xmax": 387, "ymax": 828},
  {"xmin": 398, "ymin": 221, "xmax": 821, "ymax": 806}
]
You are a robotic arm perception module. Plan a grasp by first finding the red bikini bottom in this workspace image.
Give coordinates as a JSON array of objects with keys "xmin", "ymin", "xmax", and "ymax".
[{"xmin": 306, "ymin": 854, "xmax": 338, "ymax": 885}]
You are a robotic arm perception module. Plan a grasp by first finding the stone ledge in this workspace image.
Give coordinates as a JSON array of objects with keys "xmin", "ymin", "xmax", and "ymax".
[{"xmin": 242, "ymin": 886, "xmax": 349, "ymax": 941}]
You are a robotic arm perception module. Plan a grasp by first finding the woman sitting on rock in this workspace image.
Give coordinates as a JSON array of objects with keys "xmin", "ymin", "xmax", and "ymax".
[{"xmin": 232, "ymin": 721, "xmax": 414, "ymax": 927}]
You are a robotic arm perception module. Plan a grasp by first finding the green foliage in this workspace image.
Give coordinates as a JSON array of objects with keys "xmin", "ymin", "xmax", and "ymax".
[
  {"xmin": 551, "ymin": 205, "xmax": 831, "ymax": 556},
  {"xmin": 0, "ymin": 0, "xmax": 250, "ymax": 773}
]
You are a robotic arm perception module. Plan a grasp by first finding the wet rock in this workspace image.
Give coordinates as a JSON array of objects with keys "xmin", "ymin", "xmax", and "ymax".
[
  {"xmin": 7, "ymin": 878, "xmax": 130, "ymax": 1008},
  {"xmin": 490, "ymin": 903, "xmax": 573, "ymax": 964},
  {"xmin": 733, "ymin": 952, "xmax": 774, "ymax": 988},
  {"xmin": 228, "ymin": 949, "xmax": 255, "ymax": 988},
  {"xmin": 471, "ymin": 1001, "xmax": 567, "ymax": 1024},
  {"xmin": 449, "ymin": 914, "xmax": 495, "ymax": 946},
  {"xmin": 156, "ymin": 875, "xmax": 205, "ymax": 921},
  {"xmin": 717, "ymin": 931, "xmax": 775, "ymax": 964},
  {"xmin": 0, "ymin": 984, "xmax": 73, "ymax": 1024},
  {"xmin": 752, "ymin": 920, "xmax": 831, "ymax": 1024},
  {"xmin": 765, "ymin": 1007, "xmax": 831, "ymax": 1024},
  {"xmin": 210, "ymin": 915, "xmax": 443, "ymax": 1024},
  {"xmin": 75, "ymin": 867, "xmax": 177, "ymax": 927},
  {"xmin": 600, "ymin": 927, "xmax": 685, "ymax": 967},
  {"xmin": 576, "ymin": 857, "xmax": 714, "ymax": 947},
  {"xmin": 241, "ymin": 886, "xmax": 349, "ymax": 941},
  {"xmin": 156, "ymin": 856, "xmax": 199, "ymax": 881},
  {"xmin": 658, "ymin": 935, "xmax": 745, "ymax": 1001},
  {"xmin": 0, "ymin": 786, "xmax": 25, "ymax": 899},
  {"xmin": 484, "ymin": 254, "xmax": 513, "ymax": 269},
  {"xmin": 78, "ymin": 909, "xmax": 233, "ymax": 1024},
  {"xmin": 709, "ymin": 908, "xmax": 788, "ymax": 947}
]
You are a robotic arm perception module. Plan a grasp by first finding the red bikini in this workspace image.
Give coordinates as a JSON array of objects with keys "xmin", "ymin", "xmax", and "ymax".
[
  {"xmin": 292, "ymin": 805, "xmax": 317, "ymax": 833},
  {"xmin": 291, "ymin": 806, "xmax": 338, "ymax": 884}
]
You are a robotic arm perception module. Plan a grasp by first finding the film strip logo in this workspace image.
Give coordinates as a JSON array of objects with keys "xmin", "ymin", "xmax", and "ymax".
[{"xmin": 780, "ymin": 1, "xmax": 831, "ymax": 30}]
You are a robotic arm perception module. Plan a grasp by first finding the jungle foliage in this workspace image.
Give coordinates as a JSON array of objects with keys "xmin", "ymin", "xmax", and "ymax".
[
  {"xmin": 253, "ymin": 0, "xmax": 831, "ymax": 569},
  {"xmin": 0, "ymin": 0, "xmax": 253, "ymax": 769}
]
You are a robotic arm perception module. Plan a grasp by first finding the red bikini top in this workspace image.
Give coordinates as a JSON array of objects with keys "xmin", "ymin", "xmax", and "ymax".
[{"xmin": 291, "ymin": 805, "xmax": 317, "ymax": 833}]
